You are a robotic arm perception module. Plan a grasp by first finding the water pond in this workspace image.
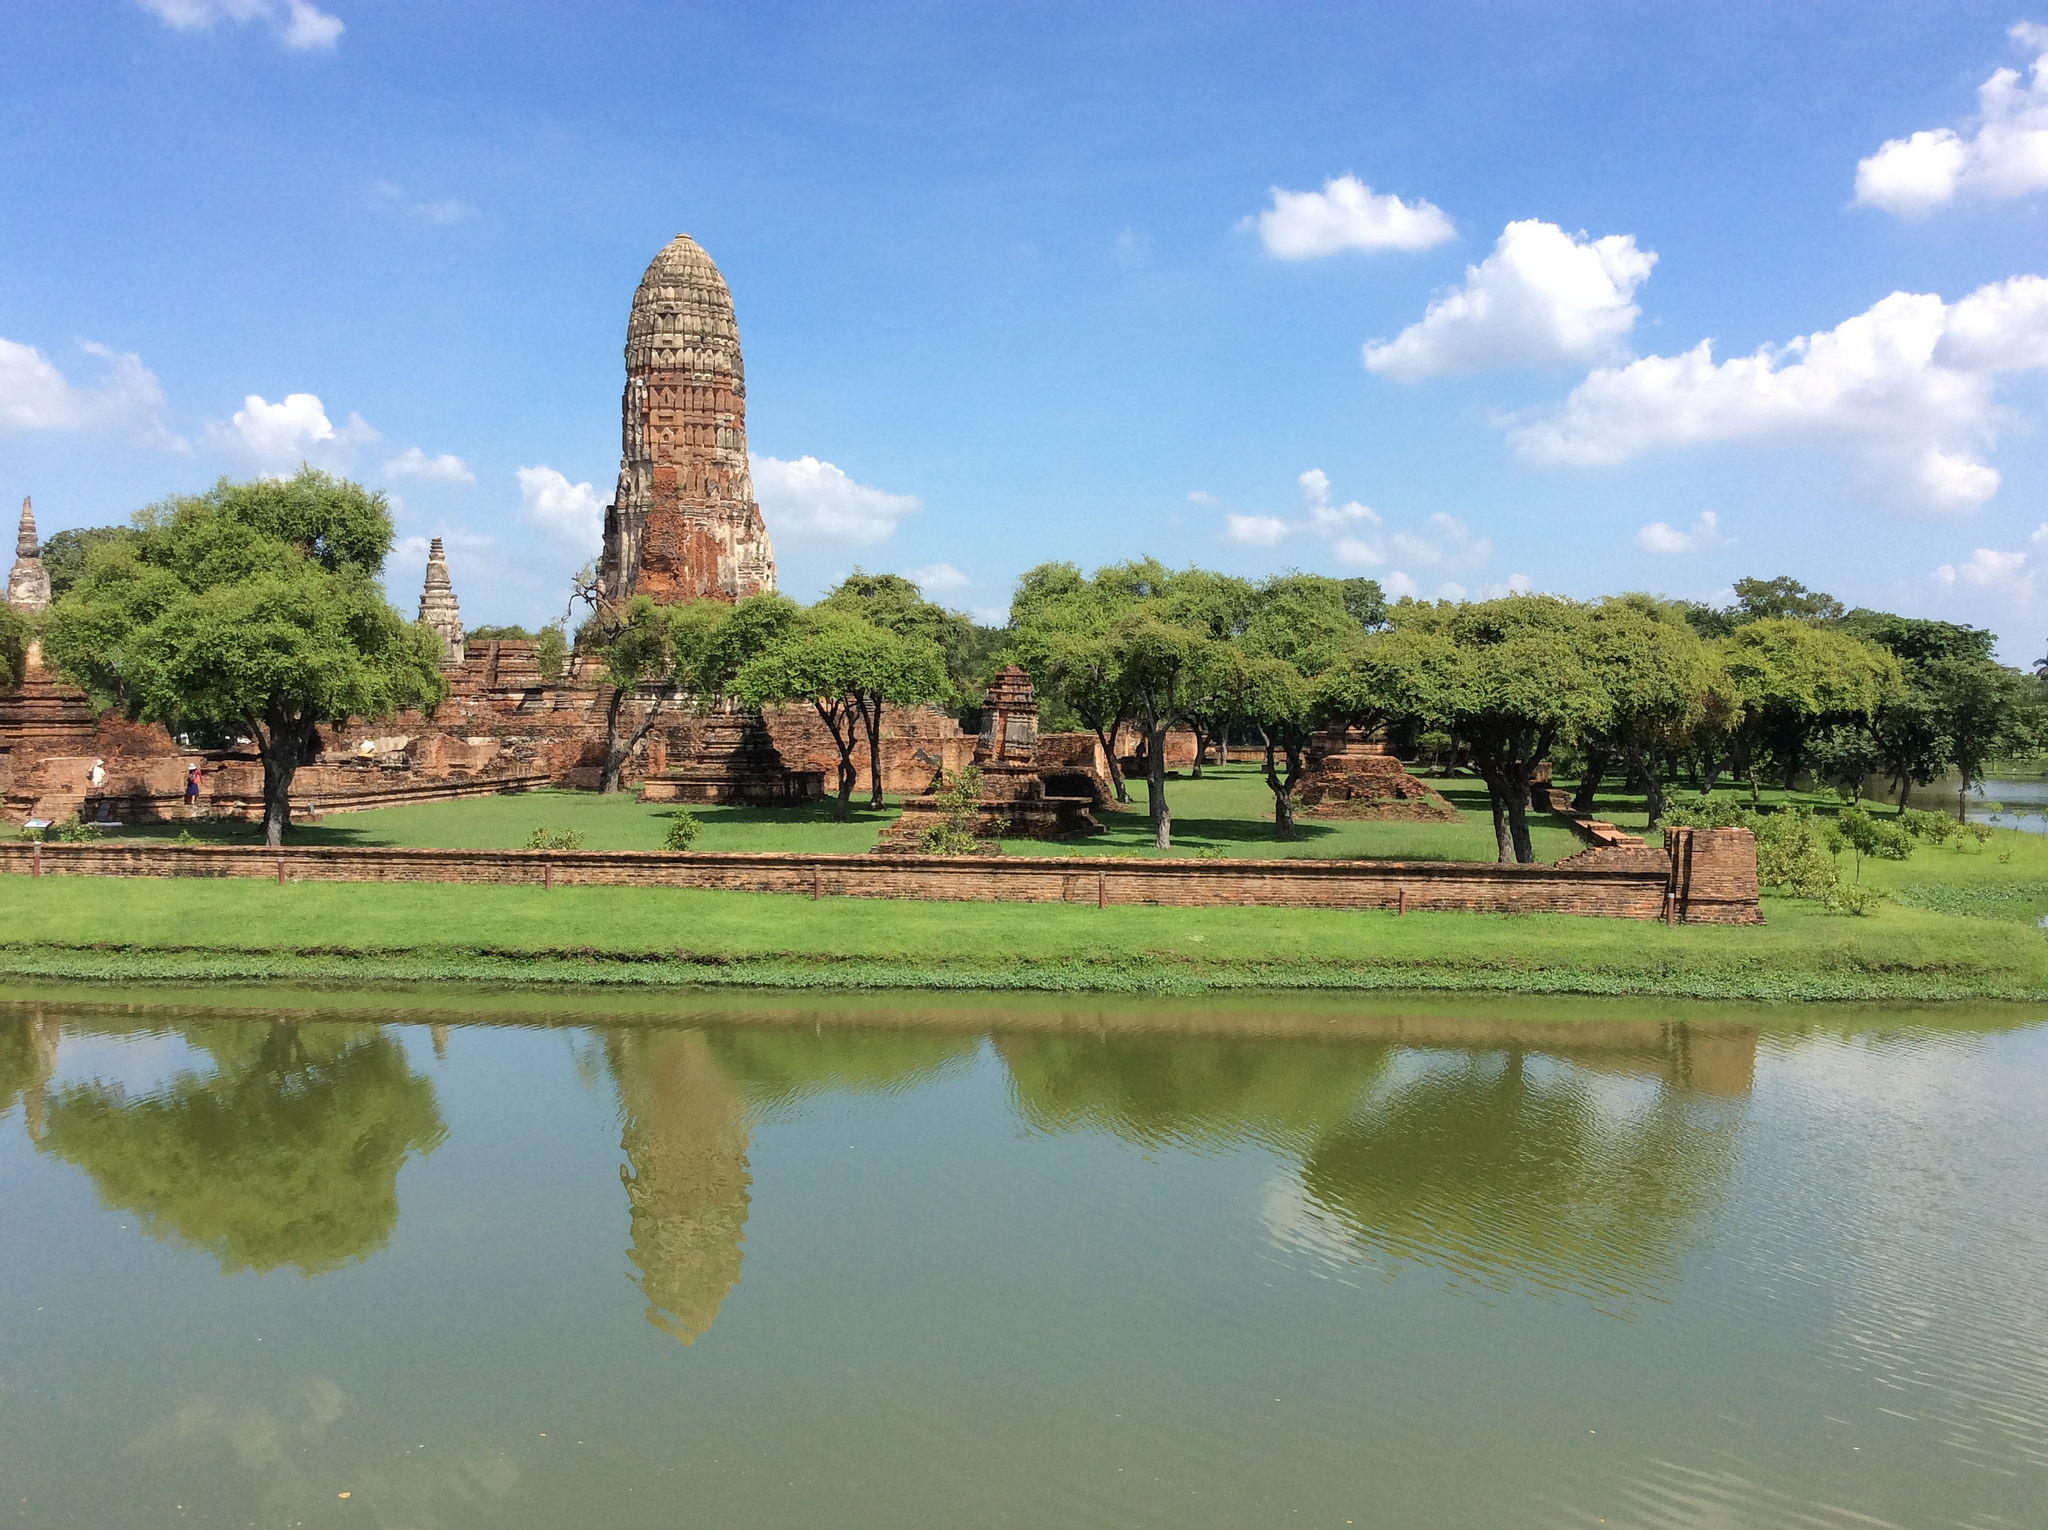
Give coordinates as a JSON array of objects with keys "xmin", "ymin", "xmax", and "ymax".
[{"xmin": 2, "ymin": 988, "xmax": 2044, "ymax": 1528}]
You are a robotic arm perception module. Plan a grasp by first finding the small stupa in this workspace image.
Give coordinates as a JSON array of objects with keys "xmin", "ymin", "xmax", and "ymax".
[
  {"xmin": 416, "ymin": 537, "xmax": 465, "ymax": 667},
  {"xmin": 880, "ymin": 665, "xmax": 1099, "ymax": 850},
  {"xmin": 7, "ymin": 497, "xmax": 51, "ymax": 613},
  {"xmin": 1295, "ymin": 725, "xmax": 1456, "ymax": 821}
]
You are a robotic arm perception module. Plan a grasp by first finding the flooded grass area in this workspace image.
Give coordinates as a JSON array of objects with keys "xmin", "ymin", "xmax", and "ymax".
[{"xmin": 2, "ymin": 989, "xmax": 2044, "ymax": 1528}]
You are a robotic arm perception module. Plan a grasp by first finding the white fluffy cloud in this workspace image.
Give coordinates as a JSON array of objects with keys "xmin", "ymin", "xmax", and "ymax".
[
  {"xmin": 1634, "ymin": 511, "xmax": 1730, "ymax": 555},
  {"xmin": 1934, "ymin": 522, "xmax": 2048, "ymax": 602},
  {"xmin": 1244, "ymin": 175, "xmax": 1455, "ymax": 258},
  {"xmin": 751, "ymin": 454, "xmax": 921, "ymax": 545},
  {"xmin": 382, "ymin": 446, "xmax": 475, "ymax": 484},
  {"xmin": 137, "ymin": 0, "xmax": 343, "ymax": 49},
  {"xmin": 1363, "ymin": 220, "xmax": 1656, "ymax": 379},
  {"xmin": 0, "ymin": 336, "xmax": 175, "ymax": 444},
  {"xmin": 203, "ymin": 392, "xmax": 375, "ymax": 473},
  {"xmin": 1510, "ymin": 275, "xmax": 2048, "ymax": 513},
  {"xmin": 909, "ymin": 562, "xmax": 970, "ymax": 592},
  {"xmin": 516, "ymin": 466, "xmax": 604, "ymax": 552},
  {"xmin": 1215, "ymin": 469, "xmax": 1518, "ymax": 599},
  {"xmin": 370, "ymin": 180, "xmax": 471, "ymax": 226},
  {"xmin": 1223, "ymin": 513, "xmax": 1291, "ymax": 548},
  {"xmin": 1855, "ymin": 24, "xmax": 2048, "ymax": 214}
]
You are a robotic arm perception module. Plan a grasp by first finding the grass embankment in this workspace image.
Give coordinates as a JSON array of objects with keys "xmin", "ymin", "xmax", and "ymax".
[
  {"xmin": 3, "ymin": 840, "xmax": 2045, "ymax": 999},
  {"xmin": 13, "ymin": 769, "xmax": 2044, "ymax": 1001},
  {"xmin": 96, "ymin": 766, "xmax": 1583, "ymax": 864}
]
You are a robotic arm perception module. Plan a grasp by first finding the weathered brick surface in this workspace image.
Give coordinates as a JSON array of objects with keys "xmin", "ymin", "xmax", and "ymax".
[
  {"xmin": 1664, "ymin": 827, "xmax": 1763, "ymax": 924},
  {"xmin": 0, "ymin": 837, "xmax": 1758, "ymax": 921}
]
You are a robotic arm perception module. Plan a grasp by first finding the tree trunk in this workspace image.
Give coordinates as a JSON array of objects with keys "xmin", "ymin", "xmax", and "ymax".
[
  {"xmin": 1262, "ymin": 728, "xmax": 1302, "ymax": 841},
  {"xmin": 1572, "ymin": 747, "xmax": 1610, "ymax": 814},
  {"xmin": 862, "ymin": 693, "xmax": 886, "ymax": 809},
  {"xmin": 1505, "ymin": 773, "xmax": 1536, "ymax": 863},
  {"xmin": 1628, "ymin": 747, "xmax": 1665, "ymax": 824},
  {"xmin": 1897, "ymin": 774, "xmax": 1912, "ymax": 813},
  {"xmin": 598, "ymin": 687, "xmax": 665, "ymax": 794},
  {"xmin": 1145, "ymin": 702, "xmax": 1170, "ymax": 851},
  {"xmin": 1482, "ymin": 770, "xmax": 1515, "ymax": 863},
  {"xmin": 254, "ymin": 713, "xmax": 311, "ymax": 850},
  {"xmin": 814, "ymin": 699, "xmax": 861, "ymax": 822},
  {"xmin": 1093, "ymin": 722, "xmax": 1130, "ymax": 803}
]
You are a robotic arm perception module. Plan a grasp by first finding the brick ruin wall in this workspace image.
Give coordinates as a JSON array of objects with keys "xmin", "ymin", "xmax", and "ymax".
[
  {"xmin": 0, "ymin": 639, "xmax": 1165, "ymax": 823},
  {"xmin": 0, "ymin": 828, "xmax": 1760, "ymax": 922}
]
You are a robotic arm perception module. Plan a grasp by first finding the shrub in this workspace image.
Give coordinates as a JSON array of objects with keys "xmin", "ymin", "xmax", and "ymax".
[
  {"xmin": 53, "ymin": 815, "xmax": 104, "ymax": 843},
  {"xmin": 1836, "ymin": 806, "xmax": 1914, "ymax": 881},
  {"xmin": 1823, "ymin": 881, "xmax": 1886, "ymax": 917},
  {"xmin": 662, "ymin": 809, "xmax": 701, "ymax": 852},
  {"xmin": 1656, "ymin": 795, "xmax": 1758, "ymax": 831},
  {"xmin": 525, "ymin": 827, "xmax": 584, "ymax": 851},
  {"xmin": 1899, "ymin": 808, "xmax": 1960, "ymax": 844},
  {"xmin": 919, "ymin": 766, "xmax": 999, "ymax": 856}
]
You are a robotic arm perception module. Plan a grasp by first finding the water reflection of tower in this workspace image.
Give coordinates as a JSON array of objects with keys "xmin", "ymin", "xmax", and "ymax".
[
  {"xmin": 0, "ymin": 1008, "xmax": 60, "ymax": 1141},
  {"xmin": 607, "ymin": 1030, "xmax": 751, "ymax": 1344}
]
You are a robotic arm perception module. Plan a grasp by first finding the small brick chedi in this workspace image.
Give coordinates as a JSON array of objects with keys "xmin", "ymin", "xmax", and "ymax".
[
  {"xmin": 1296, "ymin": 725, "xmax": 1456, "ymax": 821},
  {"xmin": 416, "ymin": 537, "xmax": 465, "ymax": 667},
  {"xmin": 599, "ymin": 234, "xmax": 777, "ymax": 603},
  {"xmin": 883, "ymin": 666, "xmax": 1099, "ymax": 848},
  {"xmin": 8, "ymin": 497, "xmax": 50, "ymax": 614}
]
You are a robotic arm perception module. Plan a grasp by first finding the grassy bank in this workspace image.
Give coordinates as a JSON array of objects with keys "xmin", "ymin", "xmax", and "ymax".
[{"xmin": 3, "ymin": 858, "xmax": 2044, "ymax": 999}]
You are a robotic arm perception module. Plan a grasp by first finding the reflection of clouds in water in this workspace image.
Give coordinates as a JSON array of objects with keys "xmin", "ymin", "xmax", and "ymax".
[
  {"xmin": 1257, "ymin": 1175, "xmax": 1362, "ymax": 1272},
  {"xmin": 137, "ymin": 1380, "xmax": 520, "ymax": 1522},
  {"xmin": 51, "ymin": 1029, "xmax": 205, "ymax": 1096}
]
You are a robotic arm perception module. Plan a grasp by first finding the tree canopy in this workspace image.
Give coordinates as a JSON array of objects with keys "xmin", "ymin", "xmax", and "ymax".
[
  {"xmin": 734, "ymin": 611, "xmax": 947, "ymax": 819},
  {"xmin": 41, "ymin": 469, "xmax": 447, "ymax": 845}
]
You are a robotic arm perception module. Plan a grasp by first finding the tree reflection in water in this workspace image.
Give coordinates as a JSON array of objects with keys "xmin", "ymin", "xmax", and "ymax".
[
  {"xmin": 34, "ymin": 1021, "xmax": 445, "ymax": 1275},
  {"xmin": 999, "ymin": 1033, "xmax": 1394, "ymax": 1155},
  {"xmin": 1296, "ymin": 1033, "xmax": 1751, "ymax": 1302}
]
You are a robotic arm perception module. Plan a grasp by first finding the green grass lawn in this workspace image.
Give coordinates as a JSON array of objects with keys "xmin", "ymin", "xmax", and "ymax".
[
  {"xmin": 2, "ymin": 820, "xmax": 2044, "ymax": 1000},
  {"xmin": 16, "ymin": 765, "xmax": 2043, "ymax": 1001},
  {"xmin": 95, "ymin": 764, "xmax": 1581, "ymax": 864}
]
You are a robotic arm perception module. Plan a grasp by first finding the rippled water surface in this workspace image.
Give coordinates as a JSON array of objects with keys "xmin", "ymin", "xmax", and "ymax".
[{"xmin": 2, "ymin": 992, "xmax": 2044, "ymax": 1528}]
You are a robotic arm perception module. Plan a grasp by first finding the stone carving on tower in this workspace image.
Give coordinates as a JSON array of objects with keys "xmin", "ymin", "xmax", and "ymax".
[
  {"xmin": 8, "ymin": 497, "xmax": 52, "ymax": 614},
  {"xmin": 416, "ymin": 536, "xmax": 465, "ymax": 667},
  {"xmin": 599, "ymin": 233, "xmax": 777, "ymax": 604}
]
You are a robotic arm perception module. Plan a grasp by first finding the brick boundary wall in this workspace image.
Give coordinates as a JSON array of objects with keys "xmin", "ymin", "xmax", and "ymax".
[{"xmin": 0, "ymin": 829, "xmax": 1762, "ymax": 923}]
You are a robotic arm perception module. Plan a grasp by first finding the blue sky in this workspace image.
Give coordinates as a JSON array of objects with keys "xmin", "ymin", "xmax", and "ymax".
[{"xmin": 4, "ymin": 2, "xmax": 2047, "ymax": 657}]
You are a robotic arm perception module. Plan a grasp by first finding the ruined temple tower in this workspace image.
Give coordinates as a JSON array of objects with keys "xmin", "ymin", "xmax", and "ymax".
[
  {"xmin": 8, "ymin": 497, "xmax": 51, "ymax": 614},
  {"xmin": 416, "ymin": 536, "xmax": 465, "ymax": 667},
  {"xmin": 599, "ymin": 234, "xmax": 776, "ymax": 603}
]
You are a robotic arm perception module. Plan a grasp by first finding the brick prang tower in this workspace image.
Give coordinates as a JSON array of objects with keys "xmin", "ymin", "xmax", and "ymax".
[{"xmin": 600, "ymin": 234, "xmax": 777, "ymax": 604}]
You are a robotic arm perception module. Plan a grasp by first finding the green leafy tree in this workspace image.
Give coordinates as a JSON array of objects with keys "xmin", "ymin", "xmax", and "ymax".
[
  {"xmin": 1578, "ymin": 599, "xmax": 1727, "ymax": 822},
  {"xmin": 1716, "ymin": 619, "xmax": 1900, "ymax": 799},
  {"xmin": 1919, "ymin": 655, "xmax": 2040, "ymax": 819},
  {"xmin": 37, "ymin": 1022, "xmax": 445, "ymax": 1275},
  {"xmin": 1109, "ymin": 605, "xmax": 1207, "ymax": 850},
  {"xmin": 1239, "ymin": 655, "xmax": 1318, "ymax": 839},
  {"xmin": 41, "ymin": 470, "xmax": 447, "ymax": 846},
  {"xmin": 38, "ymin": 525, "xmax": 141, "ymax": 601},
  {"xmin": 1422, "ymin": 597, "xmax": 1612, "ymax": 863},
  {"xmin": 1730, "ymin": 574, "xmax": 1845, "ymax": 625},
  {"xmin": 0, "ymin": 603, "xmax": 29, "ymax": 688},
  {"xmin": 819, "ymin": 570, "xmax": 992, "ymax": 704},
  {"xmin": 577, "ymin": 596, "xmax": 690, "ymax": 794},
  {"xmin": 1005, "ymin": 561, "xmax": 1139, "ymax": 802},
  {"xmin": 735, "ymin": 612, "xmax": 947, "ymax": 819}
]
